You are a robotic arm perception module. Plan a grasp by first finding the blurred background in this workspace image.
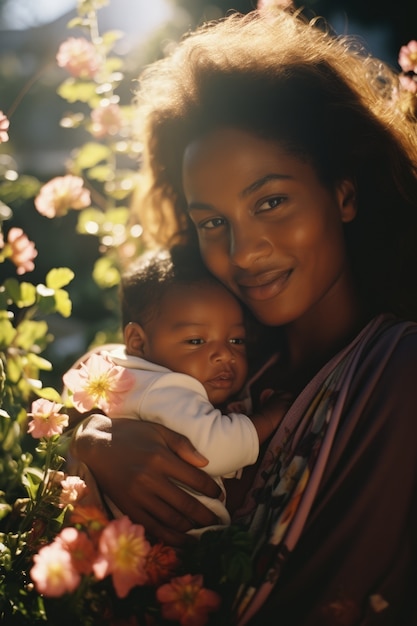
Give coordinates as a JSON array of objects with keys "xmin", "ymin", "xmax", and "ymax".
[{"xmin": 0, "ymin": 0, "xmax": 415, "ymax": 384}]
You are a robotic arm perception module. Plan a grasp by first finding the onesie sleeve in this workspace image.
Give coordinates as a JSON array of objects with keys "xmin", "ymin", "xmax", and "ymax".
[{"xmin": 138, "ymin": 372, "xmax": 259, "ymax": 477}]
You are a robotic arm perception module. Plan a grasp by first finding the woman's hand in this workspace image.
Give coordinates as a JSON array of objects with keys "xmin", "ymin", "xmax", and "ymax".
[{"xmin": 71, "ymin": 415, "xmax": 222, "ymax": 545}]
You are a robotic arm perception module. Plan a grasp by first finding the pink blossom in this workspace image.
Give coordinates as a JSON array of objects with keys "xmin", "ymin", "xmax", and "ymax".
[
  {"xmin": 57, "ymin": 527, "xmax": 96, "ymax": 575},
  {"xmin": 91, "ymin": 103, "xmax": 123, "ymax": 138},
  {"xmin": 30, "ymin": 541, "xmax": 80, "ymax": 596},
  {"xmin": 60, "ymin": 475, "xmax": 88, "ymax": 507},
  {"xmin": 145, "ymin": 543, "xmax": 179, "ymax": 586},
  {"xmin": 0, "ymin": 110, "xmax": 10, "ymax": 143},
  {"xmin": 398, "ymin": 40, "xmax": 417, "ymax": 73},
  {"xmin": 399, "ymin": 73, "xmax": 417, "ymax": 94},
  {"xmin": 6, "ymin": 227, "xmax": 38, "ymax": 275},
  {"xmin": 27, "ymin": 399, "xmax": 69, "ymax": 438},
  {"xmin": 156, "ymin": 574, "xmax": 221, "ymax": 626},
  {"xmin": 34, "ymin": 175, "xmax": 91, "ymax": 218},
  {"xmin": 63, "ymin": 353, "xmax": 135, "ymax": 414},
  {"xmin": 56, "ymin": 37, "xmax": 102, "ymax": 79},
  {"xmin": 93, "ymin": 516, "xmax": 151, "ymax": 598}
]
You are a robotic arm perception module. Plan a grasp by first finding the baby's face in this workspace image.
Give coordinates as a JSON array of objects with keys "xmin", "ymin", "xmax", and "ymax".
[{"xmin": 142, "ymin": 282, "xmax": 248, "ymax": 406}]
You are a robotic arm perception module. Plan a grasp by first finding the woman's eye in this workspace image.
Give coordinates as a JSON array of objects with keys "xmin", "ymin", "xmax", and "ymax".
[
  {"xmin": 257, "ymin": 196, "xmax": 286, "ymax": 213},
  {"xmin": 198, "ymin": 217, "xmax": 226, "ymax": 230}
]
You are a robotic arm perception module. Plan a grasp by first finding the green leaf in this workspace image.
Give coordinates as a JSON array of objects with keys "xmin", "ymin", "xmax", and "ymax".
[
  {"xmin": 76, "ymin": 207, "xmax": 104, "ymax": 234},
  {"xmin": 6, "ymin": 355, "xmax": 21, "ymax": 384},
  {"xmin": 105, "ymin": 207, "xmax": 130, "ymax": 225},
  {"xmin": 46, "ymin": 268, "xmax": 75, "ymax": 290},
  {"xmin": 93, "ymin": 256, "xmax": 120, "ymax": 288},
  {"xmin": 87, "ymin": 164, "xmax": 114, "ymax": 182},
  {"xmin": 57, "ymin": 78, "xmax": 98, "ymax": 104},
  {"xmin": 0, "ymin": 319, "xmax": 16, "ymax": 347},
  {"xmin": 0, "ymin": 176, "xmax": 41, "ymax": 204},
  {"xmin": 22, "ymin": 466, "xmax": 44, "ymax": 500},
  {"xmin": 74, "ymin": 142, "xmax": 112, "ymax": 169},
  {"xmin": 4, "ymin": 279, "xmax": 37, "ymax": 308},
  {"xmin": 105, "ymin": 57, "xmax": 124, "ymax": 73},
  {"xmin": 66, "ymin": 16, "xmax": 85, "ymax": 29},
  {"xmin": 27, "ymin": 353, "xmax": 53, "ymax": 372},
  {"xmin": 101, "ymin": 30, "xmax": 124, "ymax": 48},
  {"xmin": 35, "ymin": 387, "xmax": 63, "ymax": 402},
  {"xmin": 15, "ymin": 320, "xmax": 49, "ymax": 350},
  {"xmin": 54, "ymin": 289, "xmax": 72, "ymax": 318},
  {"xmin": 77, "ymin": 0, "xmax": 109, "ymax": 16}
]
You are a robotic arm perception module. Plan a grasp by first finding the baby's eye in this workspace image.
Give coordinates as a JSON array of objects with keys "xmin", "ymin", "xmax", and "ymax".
[
  {"xmin": 257, "ymin": 196, "xmax": 286, "ymax": 213},
  {"xmin": 186, "ymin": 338, "xmax": 204, "ymax": 345},
  {"xmin": 229, "ymin": 337, "xmax": 246, "ymax": 345},
  {"xmin": 198, "ymin": 217, "xmax": 227, "ymax": 230}
]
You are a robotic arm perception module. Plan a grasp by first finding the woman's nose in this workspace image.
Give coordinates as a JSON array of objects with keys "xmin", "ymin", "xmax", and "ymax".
[{"xmin": 229, "ymin": 224, "xmax": 271, "ymax": 269}]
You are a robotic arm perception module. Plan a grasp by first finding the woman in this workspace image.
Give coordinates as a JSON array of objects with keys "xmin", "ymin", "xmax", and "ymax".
[{"xmin": 72, "ymin": 9, "xmax": 417, "ymax": 625}]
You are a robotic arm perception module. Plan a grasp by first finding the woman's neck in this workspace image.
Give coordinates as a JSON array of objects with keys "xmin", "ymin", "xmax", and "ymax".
[{"xmin": 283, "ymin": 285, "xmax": 366, "ymax": 391}]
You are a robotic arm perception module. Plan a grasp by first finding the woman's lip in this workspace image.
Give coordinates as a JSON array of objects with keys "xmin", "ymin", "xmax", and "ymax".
[{"xmin": 237, "ymin": 270, "xmax": 292, "ymax": 301}]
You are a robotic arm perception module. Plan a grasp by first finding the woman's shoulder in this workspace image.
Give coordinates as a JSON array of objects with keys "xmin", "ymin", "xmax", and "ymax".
[
  {"xmin": 366, "ymin": 315, "xmax": 417, "ymax": 375},
  {"xmin": 348, "ymin": 316, "xmax": 417, "ymax": 433}
]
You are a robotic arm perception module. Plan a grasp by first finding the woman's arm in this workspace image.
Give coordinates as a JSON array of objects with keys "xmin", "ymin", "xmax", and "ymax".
[{"xmin": 71, "ymin": 414, "xmax": 222, "ymax": 545}]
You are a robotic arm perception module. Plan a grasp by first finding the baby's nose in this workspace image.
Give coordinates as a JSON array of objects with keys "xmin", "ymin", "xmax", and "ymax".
[{"xmin": 212, "ymin": 342, "xmax": 235, "ymax": 362}]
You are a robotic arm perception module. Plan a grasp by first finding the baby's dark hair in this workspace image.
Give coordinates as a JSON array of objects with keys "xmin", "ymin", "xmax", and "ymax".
[{"xmin": 119, "ymin": 244, "xmax": 220, "ymax": 329}]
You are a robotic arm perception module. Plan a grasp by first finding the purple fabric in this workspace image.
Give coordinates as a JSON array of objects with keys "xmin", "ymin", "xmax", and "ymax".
[{"xmin": 233, "ymin": 315, "xmax": 417, "ymax": 626}]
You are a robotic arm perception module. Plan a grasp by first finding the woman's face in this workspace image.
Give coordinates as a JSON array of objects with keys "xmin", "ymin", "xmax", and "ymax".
[{"xmin": 182, "ymin": 128, "xmax": 357, "ymax": 328}]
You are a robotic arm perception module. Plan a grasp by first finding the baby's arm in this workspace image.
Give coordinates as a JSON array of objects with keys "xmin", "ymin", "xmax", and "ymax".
[{"xmin": 128, "ymin": 373, "xmax": 293, "ymax": 478}]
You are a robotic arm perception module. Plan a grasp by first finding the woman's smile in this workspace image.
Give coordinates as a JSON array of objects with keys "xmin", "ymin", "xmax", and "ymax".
[{"xmin": 236, "ymin": 268, "xmax": 293, "ymax": 302}]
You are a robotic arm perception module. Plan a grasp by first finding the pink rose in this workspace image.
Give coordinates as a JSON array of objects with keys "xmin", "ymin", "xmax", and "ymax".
[
  {"xmin": 93, "ymin": 516, "xmax": 151, "ymax": 598},
  {"xmin": 0, "ymin": 110, "xmax": 10, "ymax": 143},
  {"xmin": 398, "ymin": 40, "xmax": 417, "ymax": 74},
  {"xmin": 35, "ymin": 175, "xmax": 91, "ymax": 218},
  {"xmin": 27, "ymin": 399, "xmax": 69, "ymax": 438},
  {"xmin": 56, "ymin": 37, "xmax": 102, "ymax": 79},
  {"xmin": 157, "ymin": 574, "xmax": 221, "ymax": 626},
  {"xmin": 91, "ymin": 103, "xmax": 123, "ymax": 138},
  {"xmin": 30, "ymin": 541, "xmax": 80, "ymax": 597},
  {"xmin": 6, "ymin": 227, "xmax": 38, "ymax": 275}
]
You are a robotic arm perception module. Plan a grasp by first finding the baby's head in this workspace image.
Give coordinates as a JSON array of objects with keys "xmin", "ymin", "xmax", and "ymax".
[{"xmin": 120, "ymin": 245, "xmax": 248, "ymax": 405}]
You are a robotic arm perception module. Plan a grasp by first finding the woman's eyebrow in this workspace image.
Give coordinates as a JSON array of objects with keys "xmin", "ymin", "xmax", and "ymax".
[
  {"xmin": 241, "ymin": 173, "xmax": 292, "ymax": 197},
  {"xmin": 187, "ymin": 173, "xmax": 292, "ymax": 212}
]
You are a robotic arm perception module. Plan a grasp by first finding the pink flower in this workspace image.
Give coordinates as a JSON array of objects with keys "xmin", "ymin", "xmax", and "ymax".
[
  {"xmin": 57, "ymin": 527, "xmax": 96, "ymax": 575},
  {"xmin": 398, "ymin": 40, "xmax": 417, "ymax": 73},
  {"xmin": 56, "ymin": 37, "xmax": 102, "ymax": 79},
  {"xmin": 399, "ymin": 73, "xmax": 417, "ymax": 94},
  {"xmin": 91, "ymin": 103, "xmax": 123, "ymax": 138},
  {"xmin": 27, "ymin": 399, "xmax": 69, "ymax": 438},
  {"xmin": 145, "ymin": 543, "xmax": 179, "ymax": 586},
  {"xmin": 34, "ymin": 175, "xmax": 91, "ymax": 218},
  {"xmin": 93, "ymin": 516, "xmax": 151, "ymax": 598},
  {"xmin": 6, "ymin": 227, "xmax": 38, "ymax": 275},
  {"xmin": 0, "ymin": 110, "xmax": 10, "ymax": 143},
  {"xmin": 63, "ymin": 353, "xmax": 135, "ymax": 414},
  {"xmin": 30, "ymin": 541, "xmax": 80, "ymax": 597},
  {"xmin": 156, "ymin": 574, "xmax": 221, "ymax": 626},
  {"xmin": 60, "ymin": 475, "xmax": 88, "ymax": 507}
]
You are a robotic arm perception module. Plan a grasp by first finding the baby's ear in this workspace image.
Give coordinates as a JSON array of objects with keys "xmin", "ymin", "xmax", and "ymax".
[{"xmin": 124, "ymin": 322, "xmax": 147, "ymax": 357}]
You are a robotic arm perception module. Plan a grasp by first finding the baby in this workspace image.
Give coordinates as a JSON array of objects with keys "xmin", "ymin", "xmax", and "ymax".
[{"xmin": 66, "ymin": 246, "xmax": 291, "ymax": 533}]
